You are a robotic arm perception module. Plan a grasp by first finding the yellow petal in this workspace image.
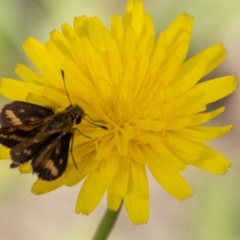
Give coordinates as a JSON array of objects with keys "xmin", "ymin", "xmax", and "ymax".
[
  {"xmin": 188, "ymin": 76, "xmax": 237, "ymax": 103},
  {"xmin": 165, "ymin": 133, "xmax": 204, "ymax": 164},
  {"xmin": 31, "ymin": 179, "xmax": 63, "ymax": 195},
  {"xmin": 192, "ymin": 144, "xmax": 231, "ymax": 174},
  {"xmin": 124, "ymin": 176, "xmax": 149, "ymax": 224},
  {"xmin": 100, "ymin": 154, "xmax": 121, "ymax": 186},
  {"xmin": 45, "ymin": 40, "xmax": 67, "ymax": 67},
  {"xmin": 164, "ymin": 13, "xmax": 193, "ymax": 46},
  {"xmin": 95, "ymin": 136, "xmax": 114, "ymax": 160},
  {"xmin": 108, "ymin": 155, "xmax": 130, "ymax": 210},
  {"xmin": 178, "ymin": 43, "xmax": 227, "ymax": 79},
  {"xmin": 111, "ymin": 15, "xmax": 124, "ymax": 45},
  {"xmin": 62, "ymin": 23, "xmax": 78, "ymax": 40},
  {"xmin": 22, "ymin": 37, "xmax": 55, "ymax": 72},
  {"xmin": 149, "ymin": 166, "xmax": 193, "ymax": 200},
  {"xmin": 15, "ymin": 64, "xmax": 45, "ymax": 84},
  {"xmin": 0, "ymin": 147, "xmax": 10, "ymax": 159},
  {"xmin": 18, "ymin": 163, "xmax": 32, "ymax": 173},
  {"xmin": 107, "ymin": 185, "xmax": 122, "ymax": 211},
  {"xmin": 75, "ymin": 171, "xmax": 106, "ymax": 214},
  {"xmin": 174, "ymin": 125, "xmax": 233, "ymax": 142},
  {"xmin": 63, "ymin": 166, "xmax": 85, "ymax": 187},
  {"xmin": 169, "ymin": 54, "xmax": 207, "ymax": 99},
  {"xmin": 123, "ymin": 0, "xmax": 144, "ymax": 38},
  {"xmin": 131, "ymin": 160, "xmax": 149, "ymax": 198},
  {"xmin": 137, "ymin": 107, "xmax": 225, "ymax": 131},
  {"xmin": 0, "ymin": 79, "xmax": 34, "ymax": 101},
  {"xmin": 49, "ymin": 29, "xmax": 71, "ymax": 55},
  {"xmin": 89, "ymin": 17, "xmax": 111, "ymax": 53}
]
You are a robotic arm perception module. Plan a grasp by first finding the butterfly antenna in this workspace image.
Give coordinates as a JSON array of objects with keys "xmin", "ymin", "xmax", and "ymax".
[
  {"xmin": 61, "ymin": 70, "xmax": 107, "ymax": 130},
  {"xmin": 83, "ymin": 116, "xmax": 108, "ymax": 130},
  {"xmin": 61, "ymin": 70, "xmax": 73, "ymax": 105}
]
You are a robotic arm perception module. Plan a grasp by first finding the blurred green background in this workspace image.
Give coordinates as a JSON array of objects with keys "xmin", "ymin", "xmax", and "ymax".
[{"xmin": 0, "ymin": 0, "xmax": 240, "ymax": 239}]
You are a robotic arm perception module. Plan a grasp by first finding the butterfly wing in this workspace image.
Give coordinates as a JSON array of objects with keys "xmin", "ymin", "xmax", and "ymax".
[
  {"xmin": 31, "ymin": 133, "xmax": 72, "ymax": 181},
  {"xmin": 0, "ymin": 101, "xmax": 75, "ymax": 181},
  {"xmin": 10, "ymin": 130, "xmax": 63, "ymax": 166},
  {"xmin": 0, "ymin": 120, "xmax": 51, "ymax": 148},
  {"xmin": 9, "ymin": 129, "xmax": 72, "ymax": 181},
  {"xmin": 0, "ymin": 101, "xmax": 54, "ymax": 148},
  {"xmin": 0, "ymin": 101, "xmax": 53, "ymax": 127}
]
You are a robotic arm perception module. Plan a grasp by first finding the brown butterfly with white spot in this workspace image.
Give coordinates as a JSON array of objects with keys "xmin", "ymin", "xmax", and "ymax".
[{"xmin": 0, "ymin": 71, "xmax": 106, "ymax": 181}]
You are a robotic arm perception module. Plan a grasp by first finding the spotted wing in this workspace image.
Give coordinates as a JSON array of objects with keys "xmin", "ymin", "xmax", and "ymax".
[
  {"xmin": 0, "ymin": 101, "xmax": 54, "ymax": 148},
  {"xmin": 0, "ymin": 120, "xmax": 51, "ymax": 148},
  {"xmin": 10, "ymin": 130, "xmax": 63, "ymax": 165},
  {"xmin": 9, "ymin": 130, "xmax": 72, "ymax": 181},
  {"xmin": 0, "ymin": 101, "xmax": 53, "ymax": 127},
  {"xmin": 31, "ymin": 133, "xmax": 72, "ymax": 181}
]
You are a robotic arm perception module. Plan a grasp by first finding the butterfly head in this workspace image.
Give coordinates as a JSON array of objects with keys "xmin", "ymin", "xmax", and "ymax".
[{"xmin": 66, "ymin": 104, "xmax": 85, "ymax": 125}]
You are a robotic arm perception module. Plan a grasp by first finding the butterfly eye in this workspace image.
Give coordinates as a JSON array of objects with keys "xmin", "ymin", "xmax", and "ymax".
[{"xmin": 74, "ymin": 116, "xmax": 81, "ymax": 124}]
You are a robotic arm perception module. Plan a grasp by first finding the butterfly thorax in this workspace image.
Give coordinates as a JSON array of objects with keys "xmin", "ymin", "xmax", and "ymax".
[{"xmin": 37, "ymin": 104, "xmax": 84, "ymax": 133}]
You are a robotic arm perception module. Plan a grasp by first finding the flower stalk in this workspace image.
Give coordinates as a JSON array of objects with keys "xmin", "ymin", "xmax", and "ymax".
[{"xmin": 92, "ymin": 203, "xmax": 122, "ymax": 240}]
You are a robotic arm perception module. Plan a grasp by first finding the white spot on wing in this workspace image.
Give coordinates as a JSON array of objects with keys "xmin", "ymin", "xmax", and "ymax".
[{"xmin": 5, "ymin": 110, "xmax": 22, "ymax": 125}]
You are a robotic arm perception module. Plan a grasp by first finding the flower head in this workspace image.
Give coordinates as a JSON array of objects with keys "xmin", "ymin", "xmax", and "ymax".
[{"xmin": 0, "ymin": 0, "xmax": 237, "ymax": 224}]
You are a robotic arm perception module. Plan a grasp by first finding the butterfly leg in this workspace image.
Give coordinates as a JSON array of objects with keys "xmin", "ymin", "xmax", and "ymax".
[{"xmin": 69, "ymin": 133, "xmax": 78, "ymax": 170}]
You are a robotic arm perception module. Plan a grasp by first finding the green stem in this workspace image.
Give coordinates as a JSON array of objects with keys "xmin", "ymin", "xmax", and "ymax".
[{"xmin": 92, "ymin": 202, "xmax": 122, "ymax": 240}]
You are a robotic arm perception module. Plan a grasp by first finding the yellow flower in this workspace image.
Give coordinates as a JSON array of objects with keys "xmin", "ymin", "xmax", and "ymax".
[{"xmin": 0, "ymin": 0, "xmax": 237, "ymax": 224}]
